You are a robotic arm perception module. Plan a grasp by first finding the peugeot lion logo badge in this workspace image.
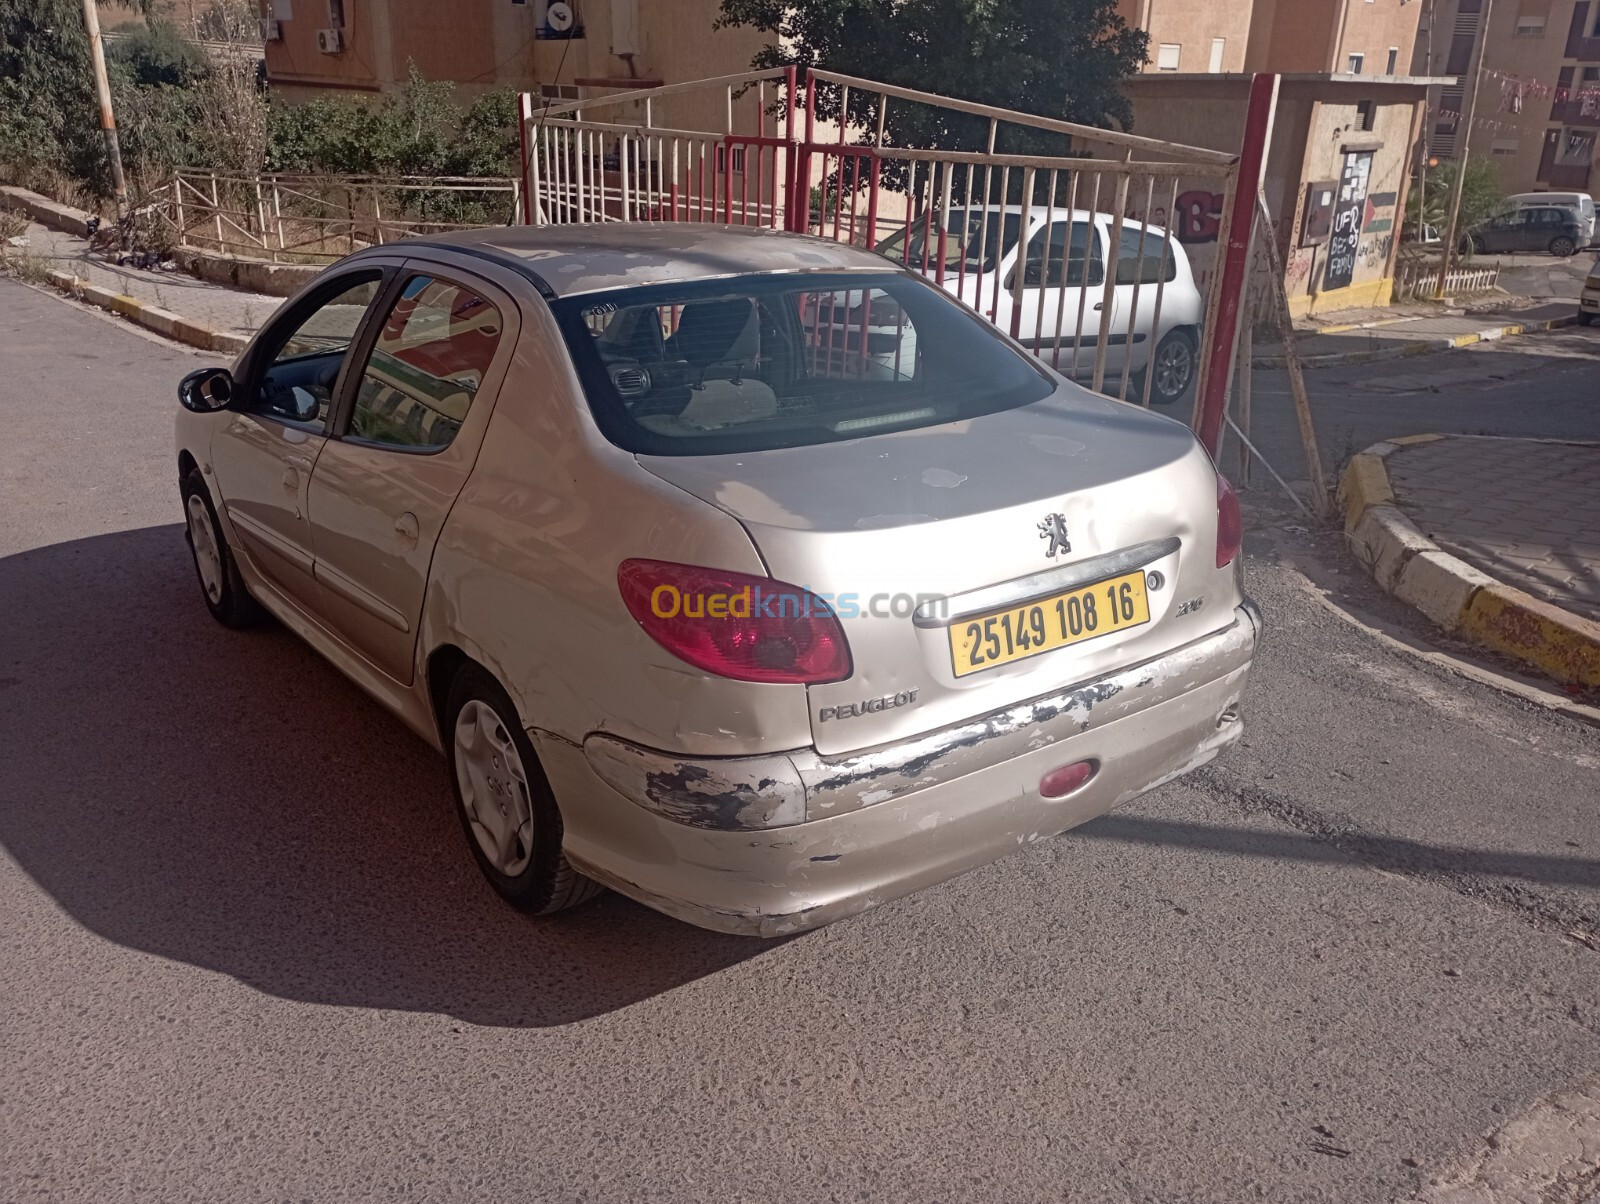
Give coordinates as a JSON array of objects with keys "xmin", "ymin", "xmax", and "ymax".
[{"xmin": 1038, "ymin": 513, "xmax": 1071, "ymax": 559}]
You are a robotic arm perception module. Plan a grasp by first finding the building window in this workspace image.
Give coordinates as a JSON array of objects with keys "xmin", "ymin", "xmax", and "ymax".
[
  {"xmin": 1347, "ymin": 52, "xmax": 1365, "ymax": 74},
  {"xmin": 1386, "ymin": 47, "xmax": 1399, "ymax": 73},
  {"xmin": 1584, "ymin": 66, "xmax": 1600, "ymax": 83},
  {"xmin": 539, "ymin": 83, "xmax": 579, "ymax": 107},
  {"xmin": 715, "ymin": 145, "xmax": 746, "ymax": 173},
  {"xmin": 1156, "ymin": 43, "xmax": 1181, "ymax": 70},
  {"xmin": 1357, "ymin": 100, "xmax": 1377, "ymax": 130},
  {"xmin": 1514, "ymin": 15, "xmax": 1545, "ymax": 34},
  {"xmin": 1208, "ymin": 38, "xmax": 1226, "ymax": 72},
  {"xmin": 1492, "ymin": 140, "xmax": 1520, "ymax": 155}
]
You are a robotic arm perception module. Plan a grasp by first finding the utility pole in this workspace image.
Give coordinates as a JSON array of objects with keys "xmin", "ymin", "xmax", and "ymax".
[
  {"xmin": 80, "ymin": 0, "xmax": 128, "ymax": 219},
  {"xmin": 1416, "ymin": 0, "xmax": 1438, "ymax": 225},
  {"xmin": 1433, "ymin": 0, "xmax": 1495, "ymax": 298}
]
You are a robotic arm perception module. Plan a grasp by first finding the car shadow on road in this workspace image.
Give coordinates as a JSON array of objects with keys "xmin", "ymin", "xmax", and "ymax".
[{"xmin": 0, "ymin": 525, "xmax": 773, "ymax": 1028}]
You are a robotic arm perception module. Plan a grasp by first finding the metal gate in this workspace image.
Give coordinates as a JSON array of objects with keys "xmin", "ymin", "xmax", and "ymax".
[{"xmin": 518, "ymin": 70, "xmax": 1274, "ymax": 451}]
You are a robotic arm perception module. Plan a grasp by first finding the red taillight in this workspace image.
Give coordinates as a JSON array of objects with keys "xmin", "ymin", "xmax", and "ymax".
[
  {"xmin": 1216, "ymin": 474, "xmax": 1243, "ymax": 568},
  {"xmin": 617, "ymin": 559, "xmax": 853, "ymax": 685},
  {"xmin": 1039, "ymin": 760, "xmax": 1097, "ymax": 798}
]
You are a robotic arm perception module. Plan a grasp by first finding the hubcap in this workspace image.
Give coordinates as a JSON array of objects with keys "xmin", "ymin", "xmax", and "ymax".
[
  {"xmin": 1154, "ymin": 337, "xmax": 1193, "ymax": 398},
  {"xmin": 453, "ymin": 699, "xmax": 535, "ymax": 877},
  {"xmin": 186, "ymin": 494, "xmax": 224, "ymax": 605}
]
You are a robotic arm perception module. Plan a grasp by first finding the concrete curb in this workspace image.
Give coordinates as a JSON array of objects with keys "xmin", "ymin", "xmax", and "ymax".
[
  {"xmin": 0, "ymin": 184, "xmax": 94, "ymax": 238},
  {"xmin": 1339, "ymin": 435, "xmax": 1600, "ymax": 688},
  {"xmin": 41, "ymin": 269, "xmax": 247, "ymax": 356},
  {"xmin": 1253, "ymin": 314, "xmax": 1578, "ymax": 370}
]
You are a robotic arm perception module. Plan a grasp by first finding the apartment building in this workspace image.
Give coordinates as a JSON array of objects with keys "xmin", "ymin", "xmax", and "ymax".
[
  {"xmin": 258, "ymin": 0, "xmax": 765, "ymax": 132},
  {"xmin": 1415, "ymin": 0, "xmax": 1600, "ymax": 193},
  {"xmin": 1121, "ymin": 0, "xmax": 1425, "ymax": 77}
]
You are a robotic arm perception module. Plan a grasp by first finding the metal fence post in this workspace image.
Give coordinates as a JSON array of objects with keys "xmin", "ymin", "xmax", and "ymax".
[{"xmin": 1193, "ymin": 73, "xmax": 1278, "ymax": 458}]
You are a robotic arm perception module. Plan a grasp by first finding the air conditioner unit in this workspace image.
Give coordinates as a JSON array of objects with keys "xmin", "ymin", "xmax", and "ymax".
[
  {"xmin": 316, "ymin": 27, "xmax": 343, "ymax": 53},
  {"xmin": 260, "ymin": 18, "xmax": 282, "ymax": 40}
]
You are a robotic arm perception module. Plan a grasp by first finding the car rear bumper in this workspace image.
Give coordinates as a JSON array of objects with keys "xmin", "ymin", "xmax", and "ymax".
[
  {"xmin": 1580, "ymin": 289, "xmax": 1600, "ymax": 313},
  {"xmin": 538, "ymin": 601, "xmax": 1260, "ymax": 936}
]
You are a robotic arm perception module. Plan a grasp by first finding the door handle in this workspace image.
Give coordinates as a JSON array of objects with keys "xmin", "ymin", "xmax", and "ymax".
[
  {"xmin": 281, "ymin": 466, "xmax": 299, "ymax": 492},
  {"xmin": 394, "ymin": 512, "xmax": 420, "ymax": 548},
  {"xmin": 285, "ymin": 455, "xmax": 314, "ymax": 473}
]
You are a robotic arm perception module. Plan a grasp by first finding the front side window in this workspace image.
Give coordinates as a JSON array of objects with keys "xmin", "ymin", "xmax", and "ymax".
[
  {"xmin": 556, "ymin": 272, "xmax": 1054, "ymax": 456},
  {"xmin": 346, "ymin": 275, "xmax": 504, "ymax": 452},
  {"xmin": 255, "ymin": 274, "xmax": 381, "ymax": 425},
  {"xmin": 1012, "ymin": 220, "xmax": 1103, "ymax": 288}
]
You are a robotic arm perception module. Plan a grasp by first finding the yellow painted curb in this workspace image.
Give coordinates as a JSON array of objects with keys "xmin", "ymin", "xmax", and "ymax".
[
  {"xmin": 35, "ymin": 268, "xmax": 238, "ymax": 357},
  {"xmin": 1342, "ymin": 437, "xmax": 1600, "ymax": 689},
  {"xmin": 1337, "ymin": 453, "xmax": 1394, "ymax": 528},
  {"xmin": 1457, "ymin": 583, "xmax": 1600, "ymax": 688}
]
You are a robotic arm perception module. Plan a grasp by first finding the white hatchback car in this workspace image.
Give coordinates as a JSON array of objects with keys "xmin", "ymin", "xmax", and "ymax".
[
  {"xmin": 175, "ymin": 224, "xmax": 1259, "ymax": 936},
  {"xmin": 876, "ymin": 206, "xmax": 1205, "ymax": 405}
]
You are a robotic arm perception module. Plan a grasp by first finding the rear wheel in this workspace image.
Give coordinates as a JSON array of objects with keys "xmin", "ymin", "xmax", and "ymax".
[
  {"xmin": 181, "ymin": 468, "xmax": 263, "ymax": 628},
  {"xmin": 1133, "ymin": 329, "xmax": 1197, "ymax": 407},
  {"xmin": 1549, "ymin": 235, "xmax": 1577, "ymax": 257},
  {"xmin": 1579, "ymin": 311, "xmax": 1595, "ymax": 326},
  {"xmin": 444, "ymin": 665, "xmax": 601, "ymax": 915}
]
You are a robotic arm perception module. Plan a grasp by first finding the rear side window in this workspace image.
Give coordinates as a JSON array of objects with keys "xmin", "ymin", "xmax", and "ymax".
[
  {"xmin": 554, "ymin": 272, "xmax": 1054, "ymax": 456},
  {"xmin": 1116, "ymin": 228, "xmax": 1178, "ymax": 284},
  {"xmin": 346, "ymin": 275, "xmax": 503, "ymax": 452}
]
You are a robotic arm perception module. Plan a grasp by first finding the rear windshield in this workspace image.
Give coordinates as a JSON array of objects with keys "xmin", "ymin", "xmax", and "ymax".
[
  {"xmin": 876, "ymin": 209, "xmax": 1024, "ymax": 274},
  {"xmin": 553, "ymin": 271, "xmax": 1054, "ymax": 456}
]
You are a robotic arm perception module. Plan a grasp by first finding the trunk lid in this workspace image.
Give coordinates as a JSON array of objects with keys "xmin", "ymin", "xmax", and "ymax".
[{"xmin": 637, "ymin": 384, "xmax": 1236, "ymax": 756}]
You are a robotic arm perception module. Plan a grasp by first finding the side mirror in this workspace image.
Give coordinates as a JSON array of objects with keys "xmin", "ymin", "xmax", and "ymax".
[{"xmin": 178, "ymin": 367, "xmax": 235, "ymax": 413}]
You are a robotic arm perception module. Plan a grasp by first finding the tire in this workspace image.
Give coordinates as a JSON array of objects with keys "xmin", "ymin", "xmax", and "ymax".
[
  {"xmin": 1579, "ymin": 311, "xmax": 1595, "ymax": 326},
  {"xmin": 1549, "ymin": 236, "xmax": 1576, "ymax": 257},
  {"xmin": 1135, "ymin": 329, "xmax": 1197, "ymax": 407},
  {"xmin": 444, "ymin": 664, "xmax": 601, "ymax": 916},
  {"xmin": 181, "ymin": 467, "xmax": 264, "ymax": 628}
]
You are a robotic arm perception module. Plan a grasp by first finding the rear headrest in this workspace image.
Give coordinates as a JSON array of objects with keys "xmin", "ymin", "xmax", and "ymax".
[{"xmin": 675, "ymin": 299, "xmax": 759, "ymax": 368}]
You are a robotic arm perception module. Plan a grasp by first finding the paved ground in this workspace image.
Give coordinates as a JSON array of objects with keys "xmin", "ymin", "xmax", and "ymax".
[
  {"xmin": 2, "ymin": 278, "xmax": 1598, "ymax": 1202},
  {"xmin": 1386, "ymin": 436, "xmax": 1600, "ymax": 624},
  {"xmin": 6, "ymin": 217, "xmax": 283, "ymax": 337}
]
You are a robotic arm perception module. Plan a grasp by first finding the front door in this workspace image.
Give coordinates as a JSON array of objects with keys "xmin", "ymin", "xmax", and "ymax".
[
  {"xmin": 305, "ymin": 268, "xmax": 518, "ymax": 684},
  {"xmin": 1010, "ymin": 217, "xmax": 1103, "ymax": 376},
  {"xmin": 209, "ymin": 270, "xmax": 386, "ymax": 613}
]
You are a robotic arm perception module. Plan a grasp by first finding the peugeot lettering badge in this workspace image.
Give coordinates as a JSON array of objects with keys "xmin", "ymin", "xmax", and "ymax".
[{"xmin": 1038, "ymin": 513, "xmax": 1071, "ymax": 559}]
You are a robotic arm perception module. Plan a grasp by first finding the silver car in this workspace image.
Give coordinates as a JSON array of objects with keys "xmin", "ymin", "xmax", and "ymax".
[{"xmin": 174, "ymin": 224, "xmax": 1260, "ymax": 937}]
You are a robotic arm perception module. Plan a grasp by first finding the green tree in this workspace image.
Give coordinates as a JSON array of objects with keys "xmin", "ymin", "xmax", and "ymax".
[
  {"xmin": 716, "ymin": 0, "xmax": 1148, "ymax": 154},
  {"xmin": 1406, "ymin": 157, "xmax": 1507, "ymax": 247}
]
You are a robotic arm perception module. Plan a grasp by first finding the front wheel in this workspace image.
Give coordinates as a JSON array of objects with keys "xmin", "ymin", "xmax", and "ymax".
[
  {"xmin": 445, "ymin": 665, "xmax": 601, "ymax": 916},
  {"xmin": 1549, "ymin": 236, "xmax": 1577, "ymax": 257},
  {"xmin": 181, "ymin": 468, "xmax": 263, "ymax": 628},
  {"xmin": 1134, "ymin": 329, "xmax": 1197, "ymax": 406}
]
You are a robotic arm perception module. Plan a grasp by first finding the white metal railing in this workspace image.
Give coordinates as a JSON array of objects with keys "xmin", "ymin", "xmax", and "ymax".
[{"xmin": 1394, "ymin": 256, "xmax": 1501, "ymax": 300}]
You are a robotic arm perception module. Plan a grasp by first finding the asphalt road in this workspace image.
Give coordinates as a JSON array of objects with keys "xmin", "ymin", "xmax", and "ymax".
[
  {"xmin": 2, "ymin": 278, "xmax": 1597, "ymax": 1203},
  {"xmin": 1242, "ymin": 321, "xmax": 1600, "ymax": 486}
]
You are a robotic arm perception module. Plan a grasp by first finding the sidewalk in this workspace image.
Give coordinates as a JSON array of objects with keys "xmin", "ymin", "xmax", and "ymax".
[
  {"xmin": 1340, "ymin": 434, "xmax": 1600, "ymax": 691},
  {"xmin": 8, "ymin": 218, "xmax": 282, "ymax": 342},
  {"xmin": 1254, "ymin": 301, "xmax": 1580, "ymax": 369}
]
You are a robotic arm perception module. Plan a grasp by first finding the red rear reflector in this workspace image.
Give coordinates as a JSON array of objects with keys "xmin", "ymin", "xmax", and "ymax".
[
  {"xmin": 618, "ymin": 559, "xmax": 853, "ymax": 685},
  {"xmin": 1039, "ymin": 760, "xmax": 1097, "ymax": 799},
  {"xmin": 1216, "ymin": 474, "xmax": 1243, "ymax": 568}
]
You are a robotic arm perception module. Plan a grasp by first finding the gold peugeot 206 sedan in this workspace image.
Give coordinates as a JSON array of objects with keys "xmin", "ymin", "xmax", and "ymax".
[{"xmin": 175, "ymin": 224, "xmax": 1261, "ymax": 936}]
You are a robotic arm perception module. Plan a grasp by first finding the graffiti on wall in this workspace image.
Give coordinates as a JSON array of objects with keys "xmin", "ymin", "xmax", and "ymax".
[{"xmin": 1323, "ymin": 151, "xmax": 1373, "ymax": 292}]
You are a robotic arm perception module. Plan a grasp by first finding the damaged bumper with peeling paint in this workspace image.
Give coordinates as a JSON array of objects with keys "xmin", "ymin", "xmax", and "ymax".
[{"xmin": 544, "ymin": 601, "xmax": 1260, "ymax": 936}]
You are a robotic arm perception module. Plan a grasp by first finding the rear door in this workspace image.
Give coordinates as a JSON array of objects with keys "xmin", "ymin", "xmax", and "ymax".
[{"xmin": 304, "ymin": 265, "xmax": 519, "ymax": 684}]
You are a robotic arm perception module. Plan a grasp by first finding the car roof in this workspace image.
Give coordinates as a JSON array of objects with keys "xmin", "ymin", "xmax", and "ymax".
[{"xmin": 398, "ymin": 223, "xmax": 893, "ymax": 298}]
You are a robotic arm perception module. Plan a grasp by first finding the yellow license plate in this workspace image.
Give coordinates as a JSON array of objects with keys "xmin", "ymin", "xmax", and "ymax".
[{"xmin": 949, "ymin": 569, "xmax": 1151, "ymax": 677}]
